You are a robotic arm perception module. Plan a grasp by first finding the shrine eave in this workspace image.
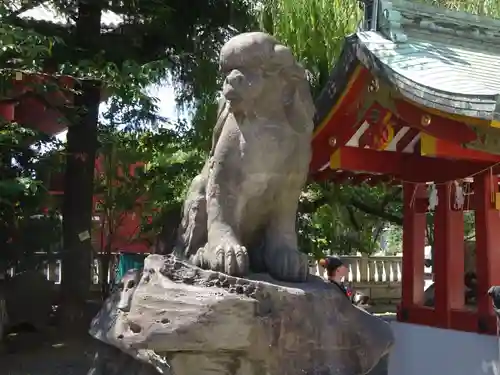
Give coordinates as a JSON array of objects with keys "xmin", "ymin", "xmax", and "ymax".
[
  {"xmin": 314, "ymin": 31, "xmax": 500, "ymax": 129},
  {"xmin": 310, "ymin": 21, "xmax": 500, "ymax": 181}
]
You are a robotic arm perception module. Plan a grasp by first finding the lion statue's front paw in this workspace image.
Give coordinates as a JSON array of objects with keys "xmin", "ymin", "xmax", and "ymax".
[
  {"xmin": 193, "ymin": 241, "xmax": 249, "ymax": 276},
  {"xmin": 265, "ymin": 247, "xmax": 309, "ymax": 282}
]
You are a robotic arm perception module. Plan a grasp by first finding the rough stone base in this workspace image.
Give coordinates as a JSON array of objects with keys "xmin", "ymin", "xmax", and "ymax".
[
  {"xmin": 88, "ymin": 255, "xmax": 394, "ymax": 375},
  {"xmin": 87, "ymin": 340, "xmax": 159, "ymax": 375}
]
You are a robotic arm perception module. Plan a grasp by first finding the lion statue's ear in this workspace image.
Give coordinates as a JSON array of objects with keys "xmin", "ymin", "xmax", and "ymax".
[
  {"xmin": 273, "ymin": 44, "xmax": 315, "ymax": 134},
  {"xmin": 209, "ymin": 96, "xmax": 230, "ymax": 156},
  {"xmin": 270, "ymin": 44, "xmax": 296, "ymax": 71}
]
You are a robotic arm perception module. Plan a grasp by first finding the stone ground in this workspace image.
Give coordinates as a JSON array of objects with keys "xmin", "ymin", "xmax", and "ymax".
[
  {"xmin": 2, "ymin": 332, "xmax": 96, "ymax": 375},
  {"xmin": 1, "ymin": 300, "xmax": 100, "ymax": 375},
  {"xmin": 1, "ymin": 333, "xmax": 389, "ymax": 375}
]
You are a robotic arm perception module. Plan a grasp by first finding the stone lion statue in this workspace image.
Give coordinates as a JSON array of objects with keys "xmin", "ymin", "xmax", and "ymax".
[{"xmin": 175, "ymin": 32, "xmax": 315, "ymax": 282}]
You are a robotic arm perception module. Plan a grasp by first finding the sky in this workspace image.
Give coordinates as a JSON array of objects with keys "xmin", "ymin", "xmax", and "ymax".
[{"xmin": 22, "ymin": 4, "xmax": 181, "ymax": 142}]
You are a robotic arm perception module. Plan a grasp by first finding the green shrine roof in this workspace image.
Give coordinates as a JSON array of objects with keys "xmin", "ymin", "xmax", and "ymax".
[{"xmin": 314, "ymin": 0, "xmax": 500, "ymax": 125}]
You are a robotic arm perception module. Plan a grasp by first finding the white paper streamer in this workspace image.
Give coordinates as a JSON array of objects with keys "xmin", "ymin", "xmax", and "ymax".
[
  {"xmin": 454, "ymin": 181, "xmax": 465, "ymax": 210},
  {"xmin": 428, "ymin": 183, "xmax": 438, "ymax": 211}
]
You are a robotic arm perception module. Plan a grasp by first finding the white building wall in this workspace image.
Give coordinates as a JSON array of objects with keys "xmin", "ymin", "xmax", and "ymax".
[{"xmin": 388, "ymin": 321, "xmax": 499, "ymax": 375}]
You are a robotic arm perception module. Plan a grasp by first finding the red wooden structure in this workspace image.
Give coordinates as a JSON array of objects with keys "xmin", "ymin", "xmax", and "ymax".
[
  {"xmin": 92, "ymin": 156, "xmax": 152, "ymax": 254},
  {"xmin": 0, "ymin": 73, "xmax": 151, "ymax": 254},
  {"xmin": 0, "ymin": 72, "xmax": 75, "ymax": 134},
  {"xmin": 310, "ymin": 1, "xmax": 500, "ymax": 335}
]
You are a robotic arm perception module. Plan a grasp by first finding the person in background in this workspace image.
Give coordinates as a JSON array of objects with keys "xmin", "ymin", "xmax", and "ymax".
[{"xmin": 319, "ymin": 256, "xmax": 350, "ymax": 299}]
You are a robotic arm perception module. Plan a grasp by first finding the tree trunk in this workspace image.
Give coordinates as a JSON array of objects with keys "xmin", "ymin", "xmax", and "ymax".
[
  {"xmin": 154, "ymin": 205, "xmax": 182, "ymax": 255},
  {"xmin": 60, "ymin": 81, "xmax": 100, "ymax": 328},
  {"xmin": 100, "ymin": 217, "xmax": 114, "ymax": 300},
  {"xmin": 60, "ymin": 0, "xmax": 101, "ymax": 329}
]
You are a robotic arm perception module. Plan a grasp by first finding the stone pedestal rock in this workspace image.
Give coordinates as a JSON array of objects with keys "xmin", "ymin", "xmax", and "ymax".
[{"xmin": 88, "ymin": 254, "xmax": 394, "ymax": 375}]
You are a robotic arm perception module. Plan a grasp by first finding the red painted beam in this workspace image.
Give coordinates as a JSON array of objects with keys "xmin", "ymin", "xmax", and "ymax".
[
  {"xmin": 310, "ymin": 66, "xmax": 373, "ymax": 173},
  {"xmin": 393, "ymin": 99, "xmax": 478, "ymax": 145},
  {"xmin": 330, "ymin": 147, "xmax": 496, "ymax": 183},
  {"xmin": 431, "ymin": 136, "xmax": 500, "ymax": 163}
]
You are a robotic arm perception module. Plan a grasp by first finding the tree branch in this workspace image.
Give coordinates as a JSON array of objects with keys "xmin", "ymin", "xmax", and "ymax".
[
  {"xmin": 349, "ymin": 198, "xmax": 403, "ymax": 225},
  {"xmin": 373, "ymin": 222, "xmax": 386, "ymax": 242},
  {"xmin": 299, "ymin": 187, "xmax": 403, "ymax": 225},
  {"xmin": 9, "ymin": 17, "xmax": 175, "ymax": 68},
  {"xmin": 382, "ymin": 186, "xmax": 402, "ymax": 205},
  {"xmin": 6, "ymin": 1, "xmax": 47, "ymax": 19},
  {"xmin": 345, "ymin": 204, "xmax": 360, "ymax": 231}
]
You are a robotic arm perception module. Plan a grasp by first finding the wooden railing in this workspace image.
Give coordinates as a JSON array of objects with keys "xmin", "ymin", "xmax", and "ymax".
[
  {"xmin": 9, "ymin": 255, "xmax": 405, "ymax": 288},
  {"xmin": 8, "ymin": 254, "xmax": 414, "ymax": 306},
  {"xmin": 310, "ymin": 255, "xmax": 404, "ymax": 284},
  {"xmin": 8, "ymin": 259, "xmax": 114, "ymax": 286},
  {"xmin": 309, "ymin": 255, "xmax": 405, "ymax": 304}
]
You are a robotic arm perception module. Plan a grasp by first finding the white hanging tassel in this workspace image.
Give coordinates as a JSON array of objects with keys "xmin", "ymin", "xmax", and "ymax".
[
  {"xmin": 453, "ymin": 180, "xmax": 465, "ymax": 210},
  {"xmin": 428, "ymin": 183, "xmax": 438, "ymax": 211}
]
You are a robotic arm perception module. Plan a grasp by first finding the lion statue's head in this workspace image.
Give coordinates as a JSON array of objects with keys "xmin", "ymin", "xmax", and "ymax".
[{"xmin": 219, "ymin": 32, "xmax": 315, "ymax": 133}]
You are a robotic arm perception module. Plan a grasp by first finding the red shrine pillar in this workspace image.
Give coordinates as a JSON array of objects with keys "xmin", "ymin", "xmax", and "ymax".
[
  {"xmin": 474, "ymin": 171, "xmax": 500, "ymax": 332},
  {"xmin": 399, "ymin": 183, "xmax": 426, "ymax": 318},
  {"xmin": 433, "ymin": 183, "xmax": 464, "ymax": 328}
]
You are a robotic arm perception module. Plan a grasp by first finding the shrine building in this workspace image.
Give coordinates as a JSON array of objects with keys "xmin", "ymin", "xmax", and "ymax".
[
  {"xmin": 311, "ymin": 0, "xmax": 500, "ymax": 338},
  {"xmin": 0, "ymin": 73, "xmax": 150, "ymax": 255}
]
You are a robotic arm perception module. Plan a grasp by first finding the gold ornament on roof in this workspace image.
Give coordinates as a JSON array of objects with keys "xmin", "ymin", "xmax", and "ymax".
[
  {"xmin": 421, "ymin": 114, "xmax": 431, "ymax": 127},
  {"xmin": 368, "ymin": 78, "xmax": 379, "ymax": 93}
]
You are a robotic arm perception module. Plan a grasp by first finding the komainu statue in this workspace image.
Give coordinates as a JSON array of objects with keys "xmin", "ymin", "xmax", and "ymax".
[
  {"xmin": 175, "ymin": 32, "xmax": 315, "ymax": 282},
  {"xmin": 88, "ymin": 33, "xmax": 394, "ymax": 375}
]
